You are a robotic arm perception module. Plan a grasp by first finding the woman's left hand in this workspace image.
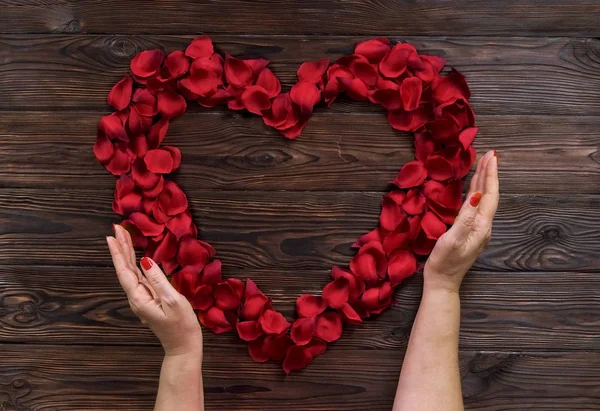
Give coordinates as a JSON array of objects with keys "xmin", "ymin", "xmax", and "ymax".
[{"xmin": 107, "ymin": 225, "xmax": 203, "ymax": 358}]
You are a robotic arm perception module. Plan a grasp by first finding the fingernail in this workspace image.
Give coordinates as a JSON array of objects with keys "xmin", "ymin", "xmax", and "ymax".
[
  {"xmin": 493, "ymin": 149, "xmax": 497, "ymax": 157},
  {"xmin": 470, "ymin": 192, "xmax": 482, "ymax": 207},
  {"xmin": 140, "ymin": 257, "xmax": 153, "ymax": 270}
]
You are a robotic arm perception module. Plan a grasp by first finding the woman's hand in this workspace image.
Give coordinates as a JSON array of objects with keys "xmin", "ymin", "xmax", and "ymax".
[
  {"xmin": 424, "ymin": 150, "xmax": 499, "ymax": 293},
  {"xmin": 107, "ymin": 225, "xmax": 202, "ymax": 358}
]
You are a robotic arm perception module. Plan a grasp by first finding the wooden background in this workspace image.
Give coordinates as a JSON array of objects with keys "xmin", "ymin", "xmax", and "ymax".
[{"xmin": 1, "ymin": 1, "xmax": 599, "ymax": 410}]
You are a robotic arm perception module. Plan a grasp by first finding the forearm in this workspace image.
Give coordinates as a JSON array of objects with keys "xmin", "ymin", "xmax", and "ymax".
[
  {"xmin": 155, "ymin": 353, "xmax": 204, "ymax": 411},
  {"xmin": 393, "ymin": 280, "xmax": 463, "ymax": 411}
]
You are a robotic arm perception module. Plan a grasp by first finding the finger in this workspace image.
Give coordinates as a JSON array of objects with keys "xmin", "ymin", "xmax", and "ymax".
[
  {"xmin": 114, "ymin": 224, "xmax": 136, "ymax": 267},
  {"xmin": 472, "ymin": 150, "xmax": 495, "ymax": 196},
  {"xmin": 107, "ymin": 236, "xmax": 139, "ymax": 295},
  {"xmin": 448, "ymin": 191, "xmax": 482, "ymax": 241},
  {"xmin": 467, "ymin": 153, "xmax": 485, "ymax": 197},
  {"xmin": 478, "ymin": 154, "xmax": 499, "ymax": 222},
  {"xmin": 140, "ymin": 257, "xmax": 180, "ymax": 302}
]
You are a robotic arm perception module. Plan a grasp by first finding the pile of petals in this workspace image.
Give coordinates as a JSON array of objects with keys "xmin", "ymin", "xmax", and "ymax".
[{"xmin": 94, "ymin": 36, "xmax": 477, "ymax": 373}]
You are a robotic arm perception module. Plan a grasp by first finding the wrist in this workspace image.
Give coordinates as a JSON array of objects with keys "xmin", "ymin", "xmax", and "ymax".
[{"xmin": 423, "ymin": 269, "xmax": 462, "ymax": 294}]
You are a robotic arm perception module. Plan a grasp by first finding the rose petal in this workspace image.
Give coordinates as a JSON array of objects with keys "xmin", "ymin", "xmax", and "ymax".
[
  {"xmin": 151, "ymin": 230, "xmax": 177, "ymax": 263},
  {"xmin": 296, "ymin": 294, "xmax": 327, "ymax": 318},
  {"xmin": 331, "ymin": 266, "xmax": 365, "ymax": 300},
  {"xmin": 339, "ymin": 302, "xmax": 363, "ymax": 324},
  {"xmin": 432, "ymin": 69, "xmax": 471, "ymax": 104},
  {"xmin": 379, "ymin": 194, "xmax": 405, "ymax": 232},
  {"xmin": 215, "ymin": 281, "xmax": 241, "ymax": 311},
  {"xmin": 132, "ymin": 158, "xmax": 161, "ymax": 189},
  {"xmin": 338, "ymin": 77, "xmax": 368, "ymax": 101},
  {"xmin": 248, "ymin": 336, "xmax": 269, "ymax": 362},
  {"xmin": 322, "ymin": 277, "xmax": 350, "ymax": 309},
  {"xmin": 256, "ymin": 68, "xmax": 281, "ymax": 98},
  {"xmin": 402, "ymin": 188, "xmax": 427, "ymax": 215},
  {"xmin": 259, "ymin": 309, "xmax": 290, "ymax": 335},
  {"xmin": 237, "ymin": 320, "xmax": 263, "ymax": 341},
  {"xmin": 130, "ymin": 49, "xmax": 164, "ymax": 78},
  {"xmin": 190, "ymin": 284, "xmax": 214, "ymax": 311},
  {"xmin": 157, "ymin": 90, "xmax": 187, "ymax": 118},
  {"xmin": 426, "ymin": 154, "xmax": 455, "ymax": 182},
  {"xmin": 355, "ymin": 38, "xmax": 391, "ymax": 63},
  {"xmin": 164, "ymin": 50, "xmax": 191, "ymax": 78},
  {"xmin": 129, "ymin": 212, "xmax": 164, "ymax": 237},
  {"xmin": 282, "ymin": 345, "xmax": 312, "ymax": 374},
  {"xmin": 392, "ymin": 160, "xmax": 427, "ymax": 189},
  {"xmin": 107, "ymin": 76, "xmax": 133, "ymax": 111},
  {"xmin": 379, "ymin": 44, "xmax": 416, "ymax": 78},
  {"xmin": 165, "ymin": 210, "xmax": 192, "ymax": 240},
  {"xmin": 147, "ymin": 117, "xmax": 169, "ymax": 149},
  {"xmin": 290, "ymin": 317, "xmax": 316, "ymax": 346},
  {"xmin": 185, "ymin": 36, "xmax": 214, "ymax": 59},
  {"xmin": 388, "ymin": 106, "xmax": 429, "ymax": 132},
  {"xmin": 400, "ymin": 77, "xmax": 423, "ymax": 111},
  {"xmin": 297, "ymin": 58, "xmax": 330, "ymax": 84},
  {"xmin": 388, "ymin": 249, "xmax": 417, "ymax": 286},
  {"xmin": 201, "ymin": 259, "xmax": 222, "ymax": 285},
  {"xmin": 421, "ymin": 211, "xmax": 447, "ymax": 240},
  {"xmin": 224, "ymin": 54, "xmax": 253, "ymax": 88},
  {"xmin": 290, "ymin": 81, "xmax": 321, "ymax": 114},
  {"xmin": 94, "ymin": 133, "xmax": 114, "ymax": 163},
  {"xmin": 158, "ymin": 180, "xmax": 188, "ymax": 216},
  {"xmin": 177, "ymin": 236, "xmax": 209, "ymax": 272},
  {"xmin": 459, "ymin": 127, "xmax": 478, "ymax": 150},
  {"xmin": 201, "ymin": 307, "xmax": 232, "ymax": 334},
  {"xmin": 314, "ymin": 312, "xmax": 343, "ymax": 343},
  {"xmin": 241, "ymin": 85, "xmax": 272, "ymax": 115},
  {"xmin": 144, "ymin": 149, "xmax": 174, "ymax": 174},
  {"xmin": 349, "ymin": 241, "xmax": 387, "ymax": 283},
  {"xmin": 242, "ymin": 293, "xmax": 269, "ymax": 321},
  {"xmin": 99, "ymin": 114, "xmax": 128, "ymax": 142}
]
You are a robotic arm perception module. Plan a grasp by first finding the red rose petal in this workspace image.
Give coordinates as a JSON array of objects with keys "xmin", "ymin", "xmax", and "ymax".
[
  {"xmin": 388, "ymin": 106, "xmax": 429, "ymax": 132},
  {"xmin": 131, "ymin": 88, "xmax": 158, "ymax": 117},
  {"xmin": 245, "ymin": 58, "xmax": 270, "ymax": 77},
  {"xmin": 314, "ymin": 312, "xmax": 343, "ymax": 343},
  {"xmin": 94, "ymin": 133, "xmax": 114, "ymax": 163},
  {"xmin": 291, "ymin": 317, "xmax": 316, "ymax": 346},
  {"xmin": 432, "ymin": 69, "xmax": 471, "ymax": 104},
  {"xmin": 157, "ymin": 90, "xmax": 187, "ymax": 118},
  {"xmin": 164, "ymin": 50, "xmax": 191, "ymax": 78},
  {"xmin": 242, "ymin": 293, "xmax": 269, "ymax": 321},
  {"xmin": 129, "ymin": 212, "xmax": 164, "ymax": 237},
  {"xmin": 421, "ymin": 211, "xmax": 447, "ymax": 240},
  {"xmin": 339, "ymin": 302, "xmax": 363, "ymax": 324},
  {"xmin": 158, "ymin": 180, "xmax": 188, "ymax": 216},
  {"xmin": 388, "ymin": 249, "xmax": 417, "ymax": 286},
  {"xmin": 352, "ymin": 228, "xmax": 383, "ymax": 248},
  {"xmin": 237, "ymin": 321, "xmax": 263, "ymax": 341},
  {"xmin": 201, "ymin": 307, "xmax": 232, "ymax": 334},
  {"xmin": 402, "ymin": 188, "xmax": 427, "ymax": 215},
  {"xmin": 130, "ymin": 49, "xmax": 164, "ymax": 78},
  {"xmin": 400, "ymin": 77, "xmax": 423, "ymax": 111},
  {"xmin": 297, "ymin": 58, "xmax": 330, "ymax": 84},
  {"xmin": 426, "ymin": 154, "xmax": 455, "ymax": 182},
  {"xmin": 224, "ymin": 54, "xmax": 253, "ymax": 88},
  {"xmin": 241, "ymin": 85, "xmax": 272, "ymax": 115},
  {"xmin": 459, "ymin": 126, "xmax": 478, "ymax": 150},
  {"xmin": 177, "ymin": 237, "xmax": 209, "ymax": 272},
  {"xmin": 355, "ymin": 38, "xmax": 391, "ymax": 63},
  {"xmin": 331, "ymin": 266, "xmax": 365, "ymax": 300},
  {"xmin": 290, "ymin": 81, "xmax": 321, "ymax": 114},
  {"xmin": 379, "ymin": 43, "xmax": 416, "ymax": 78},
  {"xmin": 338, "ymin": 77, "xmax": 368, "ymax": 101},
  {"xmin": 190, "ymin": 284, "xmax": 214, "ymax": 311},
  {"xmin": 256, "ymin": 68, "xmax": 281, "ymax": 98},
  {"xmin": 201, "ymin": 260, "xmax": 222, "ymax": 286},
  {"xmin": 165, "ymin": 210, "xmax": 192, "ymax": 240},
  {"xmin": 131, "ymin": 158, "xmax": 161, "ymax": 189},
  {"xmin": 215, "ymin": 281, "xmax": 241, "ymax": 311},
  {"xmin": 322, "ymin": 277, "xmax": 350, "ymax": 309},
  {"xmin": 147, "ymin": 117, "xmax": 169, "ymax": 149},
  {"xmin": 282, "ymin": 345, "xmax": 312, "ymax": 374},
  {"xmin": 349, "ymin": 241, "xmax": 387, "ymax": 283},
  {"xmin": 144, "ymin": 149, "xmax": 174, "ymax": 174},
  {"xmin": 248, "ymin": 336, "xmax": 269, "ymax": 362},
  {"xmin": 120, "ymin": 220, "xmax": 148, "ymax": 248},
  {"xmin": 99, "ymin": 114, "xmax": 128, "ymax": 142},
  {"xmin": 151, "ymin": 230, "xmax": 177, "ymax": 263},
  {"xmin": 349, "ymin": 60, "xmax": 378, "ymax": 87},
  {"xmin": 369, "ymin": 88, "xmax": 402, "ymax": 111},
  {"xmin": 259, "ymin": 309, "xmax": 290, "ymax": 335},
  {"xmin": 392, "ymin": 160, "xmax": 427, "ymax": 189},
  {"xmin": 107, "ymin": 75, "xmax": 133, "ymax": 111},
  {"xmin": 296, "ymin": 294, "xmax": 327, "ymax": 318},
  {"xmin": 185, "ymin": 36, "xmax": 214, "ymax": 59},
  {"xmin": 379, "ymin": 194, "xmax": 405, "ymax": 232}
]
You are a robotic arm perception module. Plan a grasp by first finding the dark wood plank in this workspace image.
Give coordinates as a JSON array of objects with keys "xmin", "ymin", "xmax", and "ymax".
[
  {"xmin": 1, "ymin": 343, "xmax": 599, "ymax": 410},
  {"xmin": 2, "ymin": 1, "xmax": 600, "ymax": 36},
  {"xmin": 1, "ymin": 189, "xmax": 598, "ymax": 272},
  {"xmin": 2, "ymin": 265, "xmax": 600, "ymax": 352},
  {"xmin": 2, "ymin": 35, "xmax": 600, "ymax": 115},
  {"xmin": 1, "ymin": 111, "xmax": 599, "ymax": 194}
]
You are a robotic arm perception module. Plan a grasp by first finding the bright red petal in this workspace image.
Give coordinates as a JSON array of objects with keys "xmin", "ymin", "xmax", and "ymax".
[
  {"xmin": 259, "ymin": 309, "xmax": 290, "ymax": 335},
  {"xmin": 322, "ymin": 277, "xmax": 350, "ymax": 309},
  {"xmin": 314, "ymin": 312, "xmax": 343, "ymax": 343},
  {"xmin": 392, "ymin": 160, "xmax": 427, "ymax": 189},
  {"xmin": 290, "ymin": 317, "xmax": 316, "ymax": 346},
  {"xmin": 107, "ymin": 76, "xmax": 133, "ymax": 111},
  {"xmin": 130, "ymin": 49, "xmax": 164, "ymax": 78},
  {"xmin": 387, "ymin": 249, "xmax": 417, "ymax": 286},
  {"xmin": 296, "ymin": 294, "xmax": 327, "ymax": 318}
]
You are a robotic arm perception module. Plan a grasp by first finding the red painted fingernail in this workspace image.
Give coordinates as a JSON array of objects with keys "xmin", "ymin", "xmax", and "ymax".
[
  {"xmin": 493, "ymin": 149, "xmax": 497, "ymax": 157},
  {"xmin": 470, "ymin": 192, "xmax": 482, "ymax": 207},
  {"xmin": 140, "ymin": 257, "xmax": 153, "ymax": 270}
]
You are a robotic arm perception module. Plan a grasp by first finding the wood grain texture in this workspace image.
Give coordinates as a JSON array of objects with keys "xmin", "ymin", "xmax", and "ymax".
[
  {"xmin": 1, "ymin": 189, "xmax": 598, "ymax": 272},
  {"xmin": 2, "ymin": 35, "xmax": 600, "ymax": 115},
  {"xmin": 2, "ymin": 0, "xmax": 600, "ymax": 36},
  {"xmin": 1, "ymin": 111, "xmax": 599, "ymax": 193},
  {"xmin": 1, "ymin": 344, "xmax": 599, "ymax": 410},
  {"xmin": 2, "ymin": 265, "xmax": 600, "ymax": 352}
]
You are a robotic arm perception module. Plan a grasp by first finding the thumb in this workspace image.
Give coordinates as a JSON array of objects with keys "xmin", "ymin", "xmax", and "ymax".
[
  {"xmin": 140, "ymin": 257, "xmax": 181, "ymax": 303},
  {"xmin": 448, "ymin": 192, "xmax": 482, "ymax": 241}
]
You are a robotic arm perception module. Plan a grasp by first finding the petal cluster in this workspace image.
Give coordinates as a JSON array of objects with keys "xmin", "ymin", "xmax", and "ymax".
[{"xmin": 95, "ymin": 36, "xmax": 478, "ymax": 373}]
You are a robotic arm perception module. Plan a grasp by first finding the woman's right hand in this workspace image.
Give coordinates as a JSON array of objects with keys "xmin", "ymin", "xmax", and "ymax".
[
  {"xmin": 107, "ymin": 225, "xmax": 203, "ymax": 358},
  {"xmin": 424, "ymin": 150, "xmax": 499, "ymax": 293}
]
